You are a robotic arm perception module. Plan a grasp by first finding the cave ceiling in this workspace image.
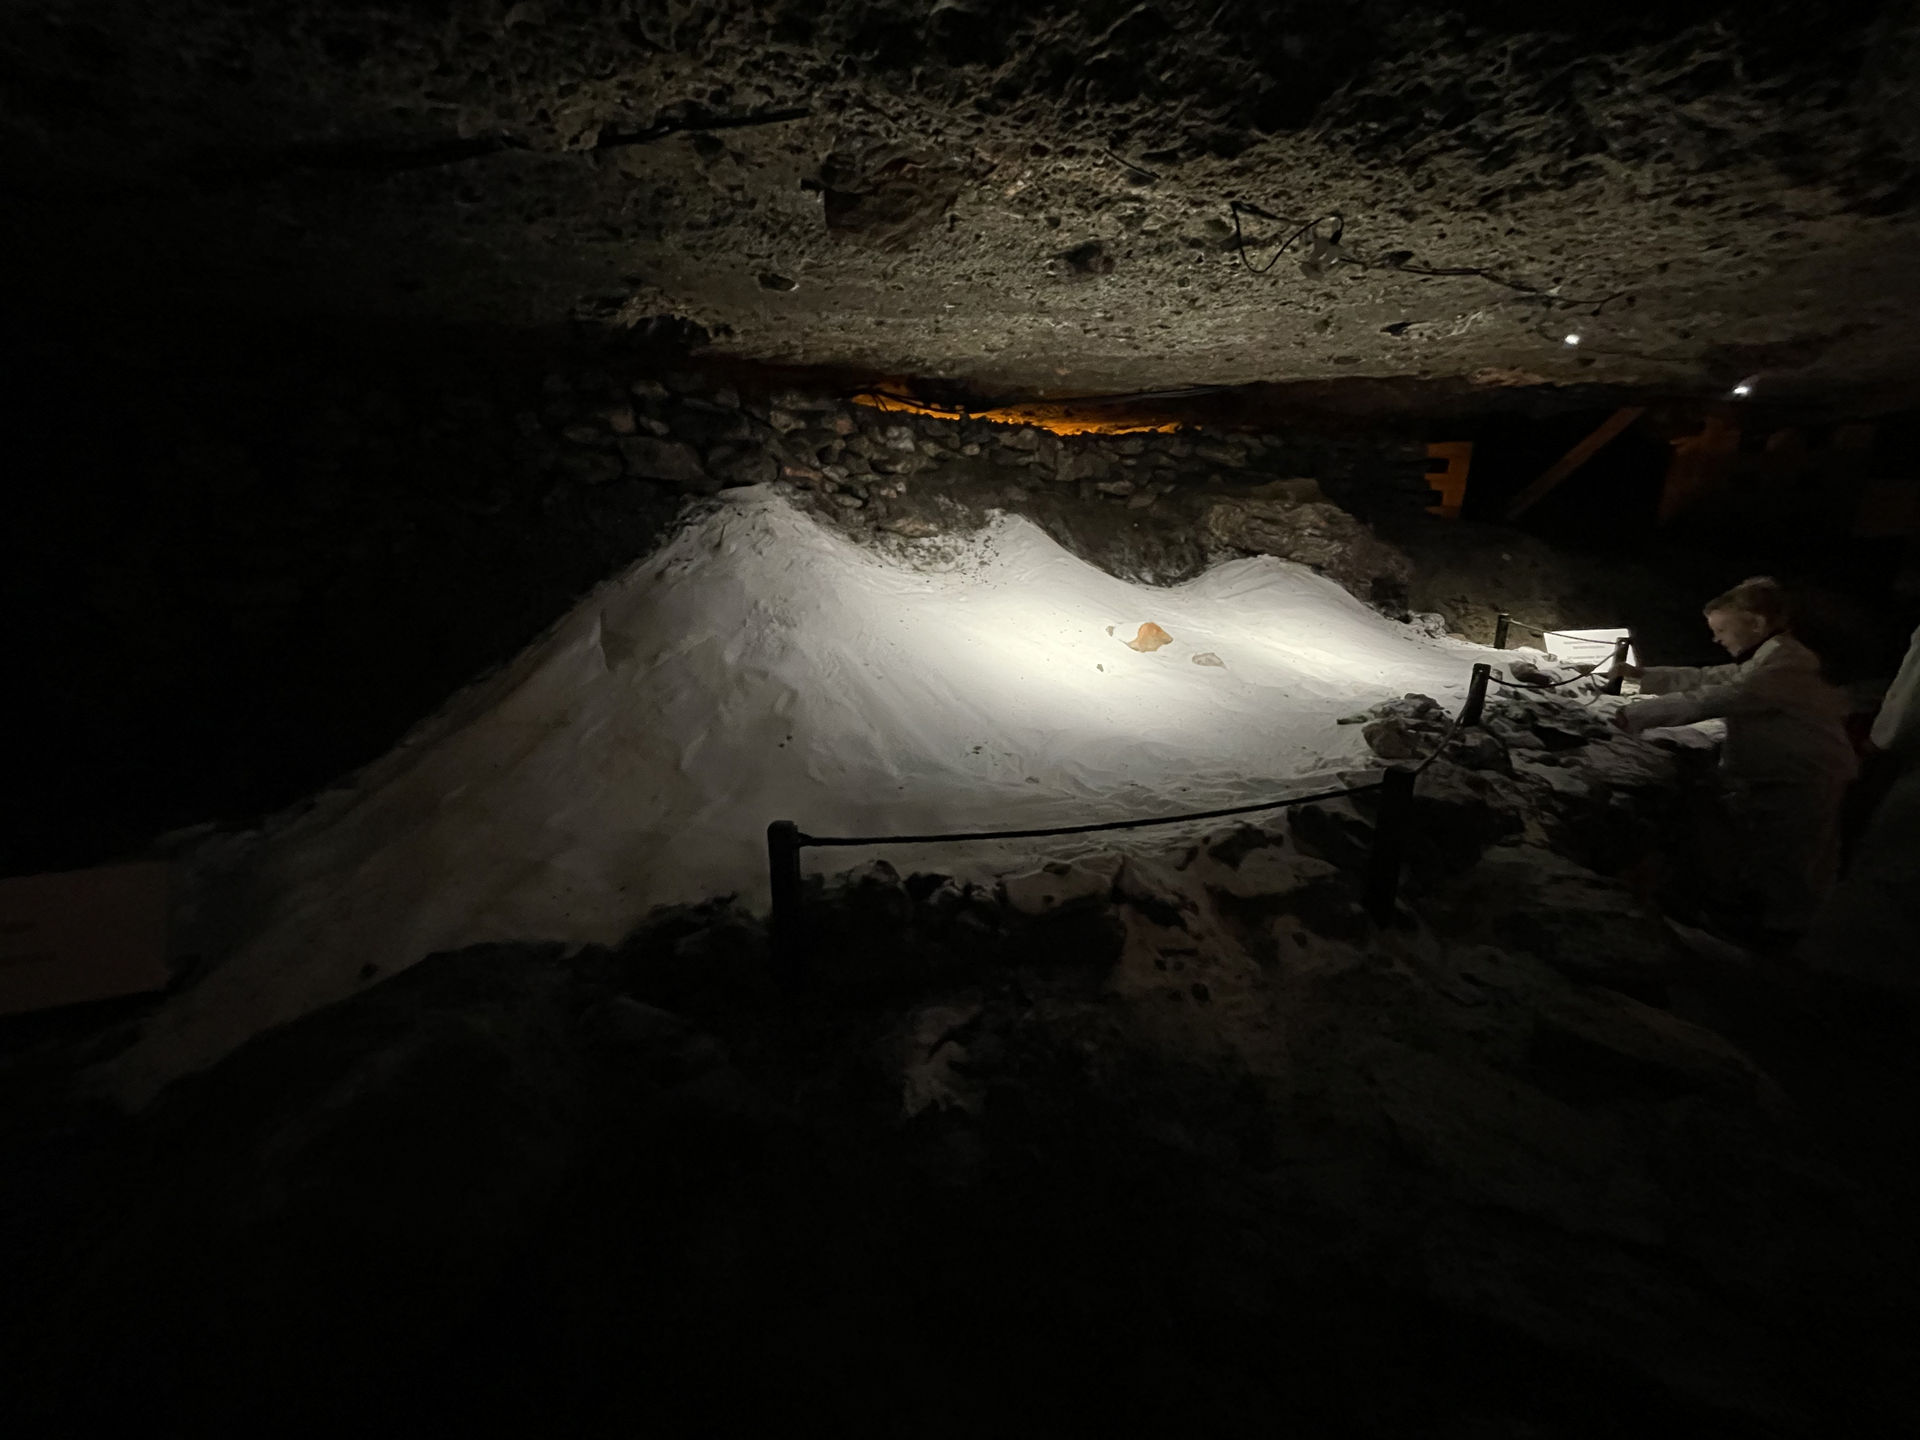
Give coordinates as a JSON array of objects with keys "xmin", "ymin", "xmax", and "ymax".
[{"xmin": 7, "ymin": 2, "xmax": 1920, "ymax": 408}]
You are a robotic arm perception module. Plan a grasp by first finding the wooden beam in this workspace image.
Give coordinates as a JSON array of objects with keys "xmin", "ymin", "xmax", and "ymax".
[
  {"xmin": 1424, "ymin": 441, "xmax": 1473, "ymax": 519},
  {"xmin": 1505, "ymin": 406, "xmax": 1647, "ymax": 520},
  {"xmin": 1658, "ymin": 413, "xmax": 1740, "ymax": 524}
]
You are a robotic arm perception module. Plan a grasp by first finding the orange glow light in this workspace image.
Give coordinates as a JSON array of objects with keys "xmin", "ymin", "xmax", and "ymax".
[{"xmin": 850, "ymin": 390, "xmax": 1181, "ymax": 436}]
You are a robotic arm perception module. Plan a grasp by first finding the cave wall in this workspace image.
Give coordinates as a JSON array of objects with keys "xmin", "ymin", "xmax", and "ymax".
[
  {"xmin": 5, "ymin": 3, "xmax": 1919, "ymax": 403},
  {"xmin": 20, "ymin": 319, "xmax": 1907, "ymax": 881},
  {"xmin": 7, "ymin": 333, "xmax": 1442, "ymax": 878},
  {"xmin": 9, "ymin": 330, "xmax": 680, "ymax": 876}
]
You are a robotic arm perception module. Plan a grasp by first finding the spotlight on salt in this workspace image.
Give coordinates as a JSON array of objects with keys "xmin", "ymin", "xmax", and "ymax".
[{"xmin": 113, "ymin": 486, "xmax": 1502, "ymax": 1102}]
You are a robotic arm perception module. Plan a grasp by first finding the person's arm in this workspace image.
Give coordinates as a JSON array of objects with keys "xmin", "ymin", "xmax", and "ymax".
[
  {"xmin": 1637, "ymin": 661, "xmax": 1739, "ymax": 695},
  {"xmin": 1619, "ymin": 686, "xmax": 1732, "ymax": 733},
  {"xmin": 1618, "ymin": 664, "xmax": 1782, "ymax": 733},
  {"xmin": 1869, "ymin": 625, "xmax": 1920, "ymax": 755}
]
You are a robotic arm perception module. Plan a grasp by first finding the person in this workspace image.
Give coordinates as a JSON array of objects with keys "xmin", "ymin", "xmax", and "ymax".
[
  {"xmin": 1800, "ymin": 614, "xmax": 1920, "ymax": 990},
  {"xmin": 1867, "ymin": 617, "xmax": 1920, "ymax": 759},
  {"xmin": 1612, "ymin": 576, "xmax": 1857, "ymax": 944}
]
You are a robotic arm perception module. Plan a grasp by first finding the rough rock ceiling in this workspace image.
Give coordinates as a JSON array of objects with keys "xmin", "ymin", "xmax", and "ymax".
[{"xmin": 7, "ymin": 2, "xmax": 1920, "ymax": 406}]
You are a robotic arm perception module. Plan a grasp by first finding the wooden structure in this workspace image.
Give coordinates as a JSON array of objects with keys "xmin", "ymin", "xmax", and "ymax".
[
  {"xmin": 1658, "ymin": 413, "xmax": 1743, "ymax": 523},
  {"xmin": 1505, "ymin": 407, "xmax": 1647, "ymax": 520},
  {"xmin": 1657, "ymin": 418, "xmax": 1906, "ymax": 536},
  {"xmin": 1424, "ymin": 441, "xmax": 1473, "ymax": 519}
]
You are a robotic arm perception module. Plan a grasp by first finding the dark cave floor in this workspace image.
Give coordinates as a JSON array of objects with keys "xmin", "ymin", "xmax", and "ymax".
[{"xmin": 3, "ymin": 762, "xmax": 1919, "ymax": 1437}]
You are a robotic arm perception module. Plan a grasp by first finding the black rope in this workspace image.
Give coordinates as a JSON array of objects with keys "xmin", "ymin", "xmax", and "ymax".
[
  {"xmin": 1227, "ymin": 200, "xmax": 1630, "ymax": 312},
  {"xmin": 793, "ymin": 659, "xmax": 1514, "ymax": 855},
  {"xmin": 1501, "ymin": 614, "xmax": 1557, "ymax": 637},
  {"xmin": 797, "ymin": 778, "xmax": 1383, "ymax": 850},
  {"xmin": 1371, "ymin": 255, "xmax": 1630, "ymax": 313},
  {"xmin": 1495, "ymin": 612, "xmax": 1637, "ymax": 694},
  {"xmin": 1104, "ymin": 147, "xmax": 1159, "ymax": 182},
  {"xmin": 1487, "ymin": 670, "xmax": 1605, "ymax": 693},
  {"xmin": 1414, "ymin": 708, "xmax": 1470, "ymax": 775},
  {"xmin": 1500, "ymin": 613, "xmax": 1610, "ymax": 640},
  {"xmin": 804, "ymin": 681, "xmax": 1492, "ymax": 850},
  {"xmin": 1228, "ymin": 201, "xmax": 1342, "ymax": 276}
]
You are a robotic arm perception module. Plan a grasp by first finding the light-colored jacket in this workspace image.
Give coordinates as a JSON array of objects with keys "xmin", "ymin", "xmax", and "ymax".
[
  {"xmin": 1870, "ymin": 624, "xmax": 1920, "ymax": 758},
  {"xmin": 1623, "ymin": 633, "xmax": 1857, "ymax": 783}
]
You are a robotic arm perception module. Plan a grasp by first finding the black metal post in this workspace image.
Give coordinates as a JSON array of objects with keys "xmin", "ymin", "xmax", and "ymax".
[
  {"xmin": 1601, "ymin": 635, "xmax": 1631, "ymax": 696},
  {"xmin": 1364, "ymin": 765, "xmax": 1417, "ymax": 924},
  {"xmin": 1493, "ymin": 612, "xmax": 1511, "ymax": 649},
  {"xmin": 767, "ymin": 820, "xmax": 806, "ymax": 987},
  {"xmin": 1460, "ymin": 662, "xmax": 1492, "ymax": 728}
]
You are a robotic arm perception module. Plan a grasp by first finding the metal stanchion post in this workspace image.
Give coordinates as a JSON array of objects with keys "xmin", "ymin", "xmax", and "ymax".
[
  {"xmin": 1493, "ymin": 612, "xmax": 1511, "ymax": 649},
  {"xmin": 1460, "ymin": 662, "xmax": 1491, "ymax": 727},
  {"xmin": 767, "ymin": 820, "xmax": 806, "ymax": 988},
  {"xmin": 1364, "ymin": 766, "xmax": 1417, "ymax": 924},
  {"xmin": 1601, "ymin": 635, "xmax": 1631, "ymax": 696}
]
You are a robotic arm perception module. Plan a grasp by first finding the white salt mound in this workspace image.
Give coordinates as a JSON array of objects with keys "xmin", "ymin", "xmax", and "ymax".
[{"xmin": 113, "ymin": 486, "xmax": 1501, "ymax": 1104}]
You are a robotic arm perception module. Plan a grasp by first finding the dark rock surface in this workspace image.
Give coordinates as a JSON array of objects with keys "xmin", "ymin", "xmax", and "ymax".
[
  {"xmin": 5, "ymin": 780, "xmax": 1919, "ymax": 1435},
  {"xmin": 5, "ymin": 333, "xmax": 684, "ymax": 876},
  {"xmin": 4, "ymin": 11, "xmax": 1917, "ymax": 1427},
  {"xmin": 1350, "ymin": 686, "xmax": 1722, "ymax": 983},
  {"xmin": 4, "ymin": 4, "xmax": 1917, "ymax": 405},
  {"xmin": 1203, "ymin": 490, "xmax": 1415, "ymax": 613}
]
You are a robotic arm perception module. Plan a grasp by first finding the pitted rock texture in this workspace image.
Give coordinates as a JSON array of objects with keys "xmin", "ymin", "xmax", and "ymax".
[{"xmin": 5, "ymin": 3, "xmax": 1918, "ymax": 404}]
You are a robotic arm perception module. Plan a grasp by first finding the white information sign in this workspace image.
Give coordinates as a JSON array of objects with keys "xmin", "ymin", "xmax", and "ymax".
[{"xmin": 1540, "ymin": 626, "xmax": 1640, "ymax": 671}]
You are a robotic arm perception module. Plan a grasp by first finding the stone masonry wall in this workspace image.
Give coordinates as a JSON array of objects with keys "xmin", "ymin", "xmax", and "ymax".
[{"xmin": 543, "ymin": 369, "xmax": 1432, "ymax": 604}]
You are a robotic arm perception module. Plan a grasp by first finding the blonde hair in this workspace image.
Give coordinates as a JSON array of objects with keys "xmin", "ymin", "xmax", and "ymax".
[{"xmin": 1704, "ymin": 575, "xmax": 1789, "ymax": 626}]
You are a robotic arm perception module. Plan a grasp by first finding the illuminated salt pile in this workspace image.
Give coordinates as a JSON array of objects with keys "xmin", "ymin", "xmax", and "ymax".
[{"xmin": 114, "ymin": 486, "xmax": 1506, "ymax": 1101}]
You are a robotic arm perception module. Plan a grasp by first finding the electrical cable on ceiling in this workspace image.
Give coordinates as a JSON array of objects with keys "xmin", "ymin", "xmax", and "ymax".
[
  {"xmin": 1227, "ymin": 200, "xmax": 1631, "ymax": 313},
  {"xmin": 1104, "ymin": 148, "xmax": 1159, "ymax": 182},
  {"xmin": 1373, "ymin": 255, "xmax": 1630, "ymax": 313},
  {"xmin": 1228, "ymin": 200, "xmax": 1342, "ymax": 275}
]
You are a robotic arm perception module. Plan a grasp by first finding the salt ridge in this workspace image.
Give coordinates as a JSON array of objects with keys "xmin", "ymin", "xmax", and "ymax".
[{"xmin": 110, "ymin": 487, "xmax": 1502, "ymax": 1103}]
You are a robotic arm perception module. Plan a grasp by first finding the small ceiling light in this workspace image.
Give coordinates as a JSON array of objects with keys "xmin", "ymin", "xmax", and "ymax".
[
  {"xmin": 1731, "ymin": 378, "xmax": 1754, "ymax": 398},
  {"xmin": 1563, "ymin": 333, "xmax": 1582, "ymax": 346}
]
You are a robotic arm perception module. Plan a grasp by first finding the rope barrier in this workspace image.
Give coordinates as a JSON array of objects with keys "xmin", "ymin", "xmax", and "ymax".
[
  {"xmin": 1500, "ymin": 614, "xmax": 1560, "ymax": 638},
  {"xmin": 1486, "ymin": 670, "xmax": 1604, "ymax": 693},
  {"xmin": 793, "ymin": 778, "xmax": 1382, "ymax": 851},
  {"xmin": 1414, "ymin": 707, "xmax": 1471, "ymax": 774},
  {"xmin": 1496, "ymin": 611, "xmax": 1628, "ymax": 648},
  {"xmin": 1490, "ymin": 616, "xmax": 1632, "ymax": 695},
  {"xmin": 766, "ymin": 662, "xmax": 1507, "ymax": 986}
]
